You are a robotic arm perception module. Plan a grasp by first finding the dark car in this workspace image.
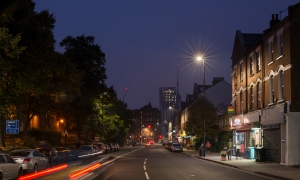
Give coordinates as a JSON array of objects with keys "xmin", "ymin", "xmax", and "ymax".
[
  {"xmin": 170, "ymin": 143, "xmax": 183, "ymax": 152},
  {"xmin": 36, "ymin": 147, "xmax": 58, "ymax": 166}
]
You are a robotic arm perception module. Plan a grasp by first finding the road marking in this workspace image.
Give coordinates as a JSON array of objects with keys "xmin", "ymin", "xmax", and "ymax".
[
  {"xmin": 145, "ymin": 172, "xmax": 150, "ymax": 179},
  {"xmin": 144, "ymin": 165, "xmax": 146, "ymax": 170}
]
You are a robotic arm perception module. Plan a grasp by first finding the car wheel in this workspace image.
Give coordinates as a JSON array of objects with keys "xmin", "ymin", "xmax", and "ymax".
[
  {"xmin": 17, "ymin": 168, "xmax": 23, "ymax": 178},
  {"xmin": 0, "ymin": 172, "xmax": 3, "ymax": 180},
  {"xmin": 33, "ymin": 164, "xmax": 38, "ymax": 173}
]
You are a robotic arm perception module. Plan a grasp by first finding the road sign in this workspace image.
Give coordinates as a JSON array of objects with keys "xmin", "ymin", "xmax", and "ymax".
[{"xmin": 6, "ymin": 120, "xmax": 19, "ymax": 134}]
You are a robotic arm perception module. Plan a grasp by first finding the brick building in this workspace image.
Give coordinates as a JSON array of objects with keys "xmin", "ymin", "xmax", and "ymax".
[{"xmin": 230, "ymin": 2, "xmax": 300, "ymax": 165}]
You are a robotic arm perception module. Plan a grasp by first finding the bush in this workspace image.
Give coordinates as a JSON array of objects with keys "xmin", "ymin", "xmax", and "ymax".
[{"xmin": 27, "ymin": 128, "xmax": 62, "ymax": 146}]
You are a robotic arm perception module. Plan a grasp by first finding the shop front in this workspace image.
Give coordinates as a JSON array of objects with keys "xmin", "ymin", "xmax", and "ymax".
[{"xmin": 230, "ymin": 111, "xmax": 261, "ymax": 159}]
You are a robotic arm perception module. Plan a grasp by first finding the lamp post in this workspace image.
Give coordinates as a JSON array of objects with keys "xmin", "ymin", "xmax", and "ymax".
[{"xmin": 197, "ymin": 56, "xmax": 205, "ymax": 157}]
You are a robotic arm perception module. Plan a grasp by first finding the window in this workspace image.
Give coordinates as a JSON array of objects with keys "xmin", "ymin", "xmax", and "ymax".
[
  {"xmin": 234, "ymin": 98, "xmax": 237, "ymax": 114},
  {"xmin": 240, "ymin": 91, "xmax": 243, "ymax": 113},
  {"xmin": 240, "ymin": 62, "xmax": 243, "ymax": 81},
  {"xmin": 278, "ymin": 71, "xmax": 284, "ymax": 101},
  {"xmin": 234, "ymin": 70, "xmax": 237, "ymax": 85},
  {"xmin": 277, "ymin": 28, "xmax": 283, "ymax": 57},
  {"xmin": 269, "ymin": 76, "xmax": 274, "ymax": 104},
  {"xmin": 4, "ymin": 155, "xmax": 14, "ymax": 163},
  {"xmin": 269, "ymin": 39, "xmax": 274, "ymax": 63},
  {"xmin": 278, "ymin": 34, "xmax": 283, "ymax": 57},
  {"xmin": 250, "ymin": 86, "xmax": 254, "ymax": 110},
  {"xmin": 256, "ymin": 51, "xmax": 261, "ymax": 71},
  {"xmin": 250, "ymin": 55, "xmax": 254, "ymax": 75},
  {"xmin": 257, "ymin": 82, "xmax": 261, "ymax": 108}
]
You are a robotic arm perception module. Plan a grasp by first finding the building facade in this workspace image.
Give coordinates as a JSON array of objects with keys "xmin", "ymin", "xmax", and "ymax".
[
  {"xmin": 230, "ymin": 2, "xmax": 300, "ymax": 165},
  {"xmin": 159, "ymin": 87, "xmax": 179, "ymax": 138},
  {"xmin": 131, "ymin": 102, "xmax": 161, "ymax": 143}
]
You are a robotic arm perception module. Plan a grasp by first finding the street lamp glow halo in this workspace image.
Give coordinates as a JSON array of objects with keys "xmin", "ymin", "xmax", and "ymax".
[{"xmin": 196, "ymin": 56, "xmax": 202, "ymax": 61}]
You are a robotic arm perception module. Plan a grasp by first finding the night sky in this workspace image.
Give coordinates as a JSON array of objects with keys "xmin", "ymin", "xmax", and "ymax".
[{"xmin": 34, "ymin": 0, "xmax": 299, "ymax": 110}]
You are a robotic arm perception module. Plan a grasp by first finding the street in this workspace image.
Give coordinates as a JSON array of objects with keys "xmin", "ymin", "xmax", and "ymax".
[{"xmin": 26, "ymin": 144, "xmax": 277, "ymax": 180}]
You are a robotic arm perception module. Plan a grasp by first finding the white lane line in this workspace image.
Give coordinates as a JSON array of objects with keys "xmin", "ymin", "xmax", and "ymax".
[
  {"xmin": 144, "ymin": 165, "xmax": 146, "ymax": 170},
  {"xmin": 145, "ymin": 172, "xmax": 150, "ymax": 179}
]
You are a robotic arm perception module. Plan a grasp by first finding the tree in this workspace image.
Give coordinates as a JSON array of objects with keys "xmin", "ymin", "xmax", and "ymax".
[
  {"xmin": 1, "ymin": 0, "xmax": 58, "ymax": 141},
  {"xmin": 60, "ymin": 35, "xmax": 107, "ymax": 142},
  {"xmin": 185, "ymin": 96, "xmax": 218, "ymax": 141},
  {"xmin": 0, "ymin": 27, "xmax": 25, "ymax": 145}
]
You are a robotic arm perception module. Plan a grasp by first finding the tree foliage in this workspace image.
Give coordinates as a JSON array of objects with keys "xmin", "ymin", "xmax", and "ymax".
[{"xmin": 185, "ymin": 96, "xmax": 218, "ymax": 140}]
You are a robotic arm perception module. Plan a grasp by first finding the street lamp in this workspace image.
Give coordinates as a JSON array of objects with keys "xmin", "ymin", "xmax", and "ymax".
[{"xmin": 197, "ymin": 56, "xmax": 206, "ymax": 157}]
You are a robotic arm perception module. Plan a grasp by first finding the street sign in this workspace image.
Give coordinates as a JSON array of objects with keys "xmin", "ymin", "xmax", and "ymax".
[{"xmin": 6, "ymin": 120, "xmax": 19, "ymax": 134}]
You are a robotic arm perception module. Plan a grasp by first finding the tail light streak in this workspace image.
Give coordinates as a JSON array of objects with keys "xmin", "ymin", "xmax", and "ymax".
[{"xmin": 18, "ymin": 164, "xmax": 68, "ymax": 180}]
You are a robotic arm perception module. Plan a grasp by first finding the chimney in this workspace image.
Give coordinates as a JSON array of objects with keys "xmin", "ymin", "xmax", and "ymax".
[{"xmin": 269, "ymin": 14, "xmax": 280, "ymax": 27}]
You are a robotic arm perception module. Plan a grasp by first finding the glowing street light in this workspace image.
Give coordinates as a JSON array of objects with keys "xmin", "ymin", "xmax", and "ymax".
[{"xmin": 196, "ymin": 55, "xmax": 206, "ymax": 157}]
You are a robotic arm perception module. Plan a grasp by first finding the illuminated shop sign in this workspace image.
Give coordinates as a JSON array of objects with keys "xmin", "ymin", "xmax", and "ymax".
[{"xmin": 234, "ymin": 118, "xmax": 241, "ymax": 124}]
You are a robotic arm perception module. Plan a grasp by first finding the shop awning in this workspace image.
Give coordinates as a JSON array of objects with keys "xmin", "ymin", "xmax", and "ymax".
[{"xmin": 230, "ymin": 123, "xmax": 253, "ymax": 131}]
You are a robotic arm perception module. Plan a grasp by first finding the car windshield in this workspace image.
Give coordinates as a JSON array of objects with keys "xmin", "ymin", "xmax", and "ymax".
[{"xmin": 10, "ymin": 151, "xmax": 30, "ymax": 156}]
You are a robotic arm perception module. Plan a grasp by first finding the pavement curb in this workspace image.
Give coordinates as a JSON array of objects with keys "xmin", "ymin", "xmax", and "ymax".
[
  {"xmin": 182, "ymin": 152, "xmax": 239, "ymax": 169},
  {"xmin": 182, "ymin": 152, "xmax": 293, "ymax": 180}
]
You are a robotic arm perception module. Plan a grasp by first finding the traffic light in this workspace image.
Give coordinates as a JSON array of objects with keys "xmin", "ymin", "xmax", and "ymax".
[
  {"xmin": 148, "ymin": 125, "xmax": 151, "ymax": 128},
  {"xmin": 159, "ymin": 135, "xmax": 162, "ymax": 138}
]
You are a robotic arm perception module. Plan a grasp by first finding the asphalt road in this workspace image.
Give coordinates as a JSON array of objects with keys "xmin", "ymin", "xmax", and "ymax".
[
  {"xmin": 94, "ymin": 144, "xmax": 271, "ymax": 180},
  {"xmin": 24, "ymin": 144, "xmax": 273, "ymax": 180}
]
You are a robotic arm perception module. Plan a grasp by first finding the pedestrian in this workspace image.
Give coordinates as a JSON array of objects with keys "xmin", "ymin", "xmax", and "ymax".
[
  {"xmin": 236, "ymin": 141, "xmax": 241, "ymax": 160},
  {"xmin": 206, "ymin": 141, "xmax": 211, "ymax": 153},
  {"xmin": 227, "ymin": 138, "xmax": 233, "ymax": 160}
]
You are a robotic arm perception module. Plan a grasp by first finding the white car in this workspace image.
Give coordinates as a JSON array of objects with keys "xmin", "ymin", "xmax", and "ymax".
[
  {"xmin": 10, "ymin": 149, "xmax": 49, "ymax": 173},
  {"xmin": 0, "ymin": 153, "xmax": 23, "ymax": 180}
]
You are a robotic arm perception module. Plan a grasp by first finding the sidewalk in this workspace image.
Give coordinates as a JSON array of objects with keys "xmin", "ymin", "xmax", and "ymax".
[{"xmin": 183, "ymin": 149, "xmax": 300, "ymax": 180}]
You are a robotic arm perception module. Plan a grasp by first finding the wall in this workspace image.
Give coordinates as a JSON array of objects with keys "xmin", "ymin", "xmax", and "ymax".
[{"xmin": 286, "ymin": 112, "xmax": 300, "ymax": 166}]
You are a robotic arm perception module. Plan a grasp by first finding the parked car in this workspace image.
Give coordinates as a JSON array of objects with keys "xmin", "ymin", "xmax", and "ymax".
[
  {"xmin": 0, "ymin": 153, "xmax": 23, "ymax": 180},
  {"xmin": 93, "ymin": 143, "xmax": 106, "ymax": 153},
  {"xmin": 77, "ymin": 145, "xmax": 94, "ymax": 156},
  {"xmin": 36, "ymin": 147, "xmax": 58, "ymax": 166},
  {"xmin": 55, "ymin": 147, "xmax": 77, "ymax": 161},
  {"xmin": 92, "ymin": 145, "xmax": 99, "ymax": 153},
  {"xmin": 9, "ymin": 149, "xmax": 49, "ymax": 173},
  {"xmin": 115, "ymin": 143, "xmax": 120, "ymax": 151},
  {"xmin": 170, "ymin": 143, "xmax": 183, "ymax": 152},
  {"xmin": 108, "ymin": 143, "xmax": 116, "ymax": 152},
  {"xmin": 104, "ymin": 144, "xmax": 110, "ymax": 154},
  {"xmin": 166, "ymin": 142, "xmax": 173, "ymax": 150}
]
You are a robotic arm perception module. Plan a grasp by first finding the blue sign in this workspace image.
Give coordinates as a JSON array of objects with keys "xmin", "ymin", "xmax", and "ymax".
[{"xmin": 6, "ymin": 120, "xmax": 19, "ymax": 134}]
